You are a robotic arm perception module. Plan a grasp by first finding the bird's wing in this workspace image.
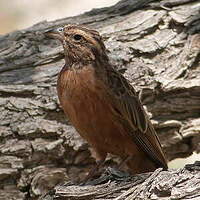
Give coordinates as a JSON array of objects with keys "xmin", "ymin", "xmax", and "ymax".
[{"xmin": 105, "ymin": 68, "xmax": 167, "ymax": 169}]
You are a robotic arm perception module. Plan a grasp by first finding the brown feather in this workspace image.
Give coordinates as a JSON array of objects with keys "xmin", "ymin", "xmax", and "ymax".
[{"xmin": 46, "ymin": 24, "xmax": 168, "ymax": 178}]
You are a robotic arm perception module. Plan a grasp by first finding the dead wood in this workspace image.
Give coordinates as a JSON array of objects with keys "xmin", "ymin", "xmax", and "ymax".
[{"xmin": 0, "ymin": 0, "xmax": 200, "ymax": 199}]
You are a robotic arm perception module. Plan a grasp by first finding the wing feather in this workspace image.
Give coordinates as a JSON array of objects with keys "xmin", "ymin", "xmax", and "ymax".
[{"xmin": 105, "ymin": 68, "xmax": 167, "ymax": 169}]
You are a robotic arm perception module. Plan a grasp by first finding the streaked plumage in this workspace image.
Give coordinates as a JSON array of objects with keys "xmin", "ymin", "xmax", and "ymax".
[{"xmin": 45, "ymin": 25, "xmax": 168, "ymax": 179}]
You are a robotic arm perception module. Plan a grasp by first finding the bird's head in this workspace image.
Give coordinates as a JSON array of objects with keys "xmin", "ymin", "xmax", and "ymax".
[{"xmin": 45, "ymin": 24, "xmax": 108, "ymax": 65}]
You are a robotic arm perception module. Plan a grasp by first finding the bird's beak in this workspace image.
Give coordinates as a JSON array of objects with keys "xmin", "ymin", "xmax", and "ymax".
[{"xmin": 44, "ymin": 27, "xmax": 64, "ymax": 41}]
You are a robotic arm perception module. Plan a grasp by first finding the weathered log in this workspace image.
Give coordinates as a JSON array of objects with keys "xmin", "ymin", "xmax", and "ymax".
[
  {"xmin": 0, "ymin": 0, "xmax": 200, "ymax": 199},
  {"xmin": 40, "ymin": 164, "xmax": 200, "ymax": 200}
]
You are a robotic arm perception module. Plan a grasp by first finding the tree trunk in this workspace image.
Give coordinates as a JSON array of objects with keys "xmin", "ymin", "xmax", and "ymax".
[{"xmin": 0, "ymin": 0, "xmax": 200, "ymax": 199}]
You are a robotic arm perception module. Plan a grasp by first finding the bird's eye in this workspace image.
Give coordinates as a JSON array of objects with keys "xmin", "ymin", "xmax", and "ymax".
[
  {"xmin": 57, "ymin": 27, "xmax": 64, "ymax": 32},
  {"xmin": 73, "ymin": 34, "xmax": 82, "ymax": 41}
]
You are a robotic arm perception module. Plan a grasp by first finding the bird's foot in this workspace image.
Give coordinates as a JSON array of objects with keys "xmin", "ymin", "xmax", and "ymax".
[{"xmin": 81, "ymin": 167, "xmax": 131, "ymax": 186}]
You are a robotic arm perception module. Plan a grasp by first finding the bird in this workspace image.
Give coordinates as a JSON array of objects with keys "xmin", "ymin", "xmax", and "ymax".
[{"xmin": 45, "ymin": 24, "xmax": 168, "ymax": 181}]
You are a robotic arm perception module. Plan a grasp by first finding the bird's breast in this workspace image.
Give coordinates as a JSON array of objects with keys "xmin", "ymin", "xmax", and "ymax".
[
  {"xmin": 57, "ymin": 66, "xmax": 110, "ymax": 133},
  {"xmin": 57, "ymin": 66, "xmax": 139, "ymax": 156}
]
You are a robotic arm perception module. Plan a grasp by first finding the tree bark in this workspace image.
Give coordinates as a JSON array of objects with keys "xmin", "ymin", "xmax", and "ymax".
[
  {"xmin": 0, "ymin": 0, "xmax": 200, "ymax": 199},
  {"xmin": 40, "ymin": 165, "xmax": 200, "ymax": 200}
]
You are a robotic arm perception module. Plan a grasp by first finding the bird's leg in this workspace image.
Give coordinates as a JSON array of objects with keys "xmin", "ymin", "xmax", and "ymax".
[
  {"xmin": 117, "ymin": 155, "xmax": 132, "ymax": 170},
  {"xmin": 82, "ymin": 159, "xmax": 105, "ymax": 184}
]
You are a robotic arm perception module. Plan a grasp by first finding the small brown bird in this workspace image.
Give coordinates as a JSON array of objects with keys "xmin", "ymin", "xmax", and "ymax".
[{"xmin": 45, "ymin": 25, "xmax": 168, "ymax": 180}]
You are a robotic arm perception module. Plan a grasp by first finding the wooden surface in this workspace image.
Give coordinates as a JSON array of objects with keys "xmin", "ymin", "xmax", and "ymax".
[
  {"xmin": 40, "ymin": 164, "xmax": 200, "ymax": 200},
  {"xmin": 0, "ymin": 0, "xmax": 200, "ymax": 199}
]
